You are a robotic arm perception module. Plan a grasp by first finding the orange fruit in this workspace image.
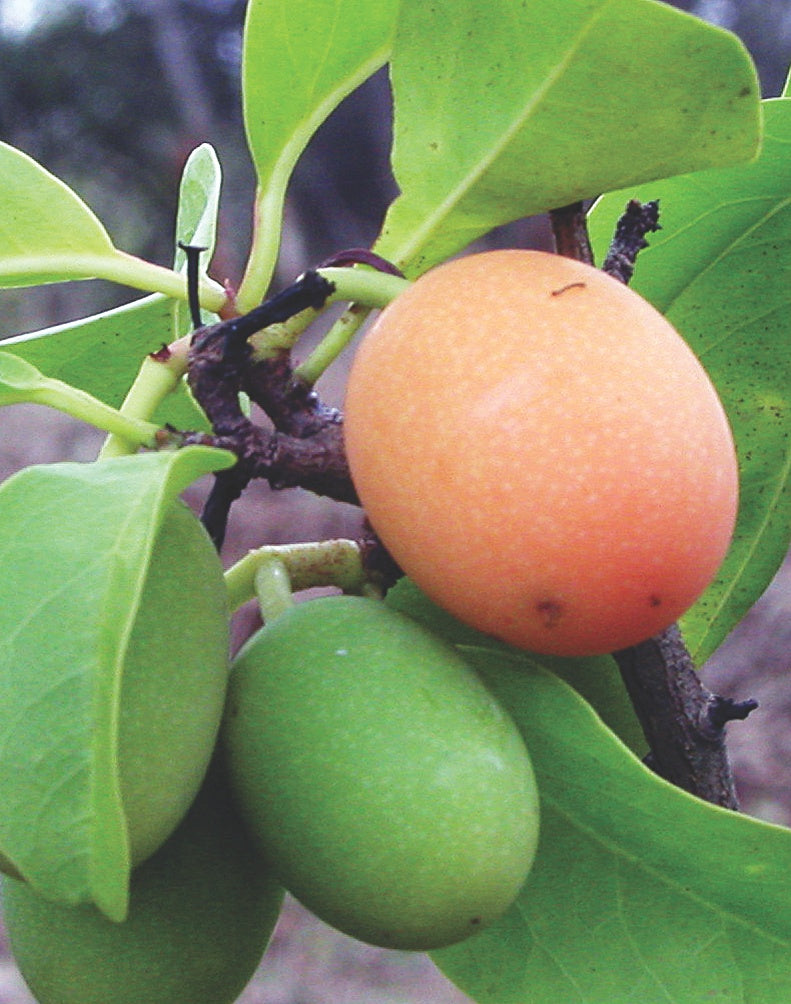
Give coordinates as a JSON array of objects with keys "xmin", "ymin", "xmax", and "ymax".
[{"xmin": 344, "ymin": 249, "xmax": 738, "ymax": 656}]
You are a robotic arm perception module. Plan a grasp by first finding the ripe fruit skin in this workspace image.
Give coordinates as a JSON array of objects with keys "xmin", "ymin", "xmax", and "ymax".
[
  {"xmin": 117, "ymin": 501, "xmax": 230, "ymax": 865},
  {"xmin": 344, "ymin": 249, "xmax": 738, "ymax": 657},
  {"xmin": 2, "ymin": 764, "xmax": 283, "ymax": 1004},
  {"xmin": 222, "ymin": 595, "xmax": 539, "ymax": 951}
]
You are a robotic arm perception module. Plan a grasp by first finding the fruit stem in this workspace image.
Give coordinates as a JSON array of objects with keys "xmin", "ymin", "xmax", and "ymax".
[
  {"xmin": 224, "ymin": 539, "xmax": 369, "ymax": 614},
  {"xmin": 317, "ymin": 266, "xmax": 410, "ymax": 308},
  {"xmin": 98, "ymin": 336, "xmax": 192, "ymax": 459},
  {"xmin": 254, "ymin": 558, "xmax": 296, "ymax": 623},
  {"xmin": 293, "ymin": 304, "xmax": 369, "ymax": 387}
]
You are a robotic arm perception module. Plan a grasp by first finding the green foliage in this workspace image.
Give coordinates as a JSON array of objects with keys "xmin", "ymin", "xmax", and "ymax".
[
  {"xmin": 0, "ymin": 448, "xmax": 233, "ymax": 920},
  {"xmin": 0, "ymin": 140, "xmax": 117, "ymax": 288},
  {"xmin": 0, "ymin": 145, "xmax": 227, "ymax": 430},
  {"xmin": 238, "ymin": 0, "xmax": 398, "ymax": 308},
  {"xmin": 2, "ymin": 763, "xmax": 283, "ymax": 1004},
  {"xmin": 1, "ymin": 296, "xmax": 207, "ymax": 430},
  {"xmin": 588, "ymin": 95, "xmax": 791, "ymax": 665},
  {"xmin": 0, "ymin": 142, "xmax": 221, "ymax": 305},
  {"xmin": 374, "ymin": 0, "xmax": 761, "ymax": 276}
]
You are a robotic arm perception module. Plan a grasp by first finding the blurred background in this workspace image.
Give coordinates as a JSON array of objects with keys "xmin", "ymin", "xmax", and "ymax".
[{"xmin": 0, "ymin": 0, "xmax": 790, "ymax": 1000}]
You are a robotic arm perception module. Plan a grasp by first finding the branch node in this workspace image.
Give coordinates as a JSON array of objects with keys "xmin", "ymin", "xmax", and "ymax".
[{"xmin": 703, "ymin": 695, "xmax": 759, "ymax": 737}]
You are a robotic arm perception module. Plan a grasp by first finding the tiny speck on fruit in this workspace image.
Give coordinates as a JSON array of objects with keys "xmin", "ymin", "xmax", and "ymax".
[
  {"xmin": 550, "ymin": 282, "xmax": 587, "ymax": 297},
  {"xmin": 648, "ymin": 595, "xmax": 663, "ymax": 608}
]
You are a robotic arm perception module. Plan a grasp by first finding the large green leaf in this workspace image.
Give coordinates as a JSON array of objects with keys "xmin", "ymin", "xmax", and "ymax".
[
  {"xmin": 588, "ymin": 97, "xmax": 791, "ymax": 665},
  {"xmin": 433, "ymin": 644, "xmax": 791, "ymax": 1004},
  {"xmin": 237, "ymin": 0, "xmax": 398, "ymax": 309},
  {"xmin": 375, "ymin": 0, "xmax": 761, "ymax": 277},
  {"xmin": 0, "ymin": 142, "xmax": 221, "ymax": 306},
  {"xmin": 0, "ymin": 448, "xmax": 234, "ymax": 920}
]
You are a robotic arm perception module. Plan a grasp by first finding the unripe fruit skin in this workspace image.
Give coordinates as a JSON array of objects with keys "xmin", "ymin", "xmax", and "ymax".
[
  {"xmin": 344, "ymin": 250, "xmax": 738, "ymax": 656},
  {"xmin": 118, "ymin": 501, "xmax": 230, "ymax": 864},
  {"xmin": 2, "ymin": 764, "xmax": 282, "ymax": 1004},
  {"xmin": 222, "ymin": 595, "xmax": 539, "ymax": 950}
]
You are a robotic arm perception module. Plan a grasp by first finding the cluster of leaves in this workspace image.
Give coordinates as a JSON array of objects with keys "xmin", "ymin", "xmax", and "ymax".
[{"xmin": 0, "ymin": 0, "xmax": 790, "ymax": 1001}]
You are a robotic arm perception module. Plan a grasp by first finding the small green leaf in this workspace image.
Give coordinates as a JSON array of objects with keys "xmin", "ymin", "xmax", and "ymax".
[
  {"xmin": 431, "ymin": 644, "xmax": 791, "ymax": 1003},
  {"xmin": 375, "ymin": 0, "xmax": 761, "ymax": 277},
  {"xmin": 237, "ymin": 0, "xmax": 398, "ymax": 309},
  {"xmin": 173, "ymin": 143, "xmax": 222, "ymax": 276},
  {"xmin": 0, "ymin": 448, "xmax": 234, "ymax": 920},
  {"xmin": 588, "ymin": 97, "xmax": 791, "ymax": 664}
]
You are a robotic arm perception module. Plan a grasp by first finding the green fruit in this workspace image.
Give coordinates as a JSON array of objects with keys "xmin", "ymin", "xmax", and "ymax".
[
  {"xmin": 2, "ymin": 763, "xmax": 283, "ymax": 1004},
  {"xmin": 117, "ymin": 501, "xmax": 231, "ymax": 865},
  {"xmin": 222, "ymin": 595, "xmax": 539, "ymax": 951}
]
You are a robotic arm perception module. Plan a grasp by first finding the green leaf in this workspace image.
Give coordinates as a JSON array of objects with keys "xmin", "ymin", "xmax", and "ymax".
[
  {"xmin": 0, "ymin": 147, "xmax": 229, "ymax": 434},
  {"xmin": 0, "ymin": 140, "xmax": 115, "ymax": 286},
  {"xmin": 173, "ymin": 143, "xmax": 222, "ymax": 276},
  {"xmin": 0, "ymin": 448, "xmax": 234, "ymax": 920},
  {"xmin": 375, "ymin": 0, "xmax": 761, "ymax": 277},
  {"xmin": 588, "ymin": 97, "xmax": 791, "ymax": 664},
  {"xmin": 0, "ymin": 141, "xmax": 224, "ymax": 308},
  {"xmin": 0, "ymin": 350, "xmax": 161, "ymax": 446},
  {"xmin": 237, "ymin": 0, "xmax": 398, "ymax": 309},
  {"xmin": 2, "ymin": 295, "xmax": 207, "ymax": 431},
  {"xmin": 431, "ymin": 643, "xmax": 791, "ymax": 1003}
]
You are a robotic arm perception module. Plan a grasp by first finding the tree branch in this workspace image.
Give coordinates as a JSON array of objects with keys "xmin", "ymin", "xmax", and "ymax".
[{"xmin": 613, "ymin": 626, "xmax": 755, "ymax": 808}]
